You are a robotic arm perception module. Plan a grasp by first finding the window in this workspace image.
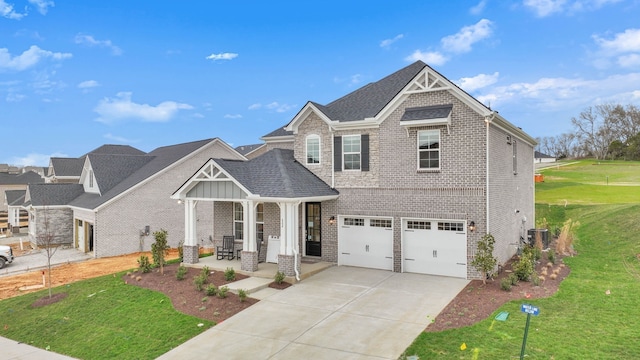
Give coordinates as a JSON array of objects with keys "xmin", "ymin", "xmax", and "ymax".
[
  {"xmin": 343, "ymin": 135, "xmax": 361, "ymax": 170},
  {"xmin": 344, "ymin": 217, "xmax": 364, "ymax": 226},
  {"xmin": 370, "ymin": 219, "xmax": 392, "ymax": 228},
  {"xmin": 89, "ymin": 169, "xmax": 94, "ymax": 188},
  {"xmin": 256, "ymin": 203, "xmax": 264, "ymax": 242},
  {"xmin": 438, "ymin": 222, "xmax": 464, "ymax": 232},
  {"xmin": 407, "ymin": 221, "xmax": 431, "ymax": 230},
  {"xmin": 513, "ymin": 139, "xmax": 518, "ymax": 175},
  {"xmin": 233, "ymin": 203, "xmax": 243, "ymax": 240},
  {"xmin": 306, "ymin": 135, "xmax": 321, "ymax": 164},
  {"xmin": 418, "ymin": 130, "xmax": 440, "ymax": 170}
]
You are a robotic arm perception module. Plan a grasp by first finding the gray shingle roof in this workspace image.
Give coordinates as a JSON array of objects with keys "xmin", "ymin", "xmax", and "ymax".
[
  {"xmin": 5, "ymin": 189, "xmax": 26, "ymax": 206},
  {"xmin": 0, "ymin": 171, "xmax": 44, "ymax": 185},
  {"xmin": 401, "ymin": 104, "xmax": 453, "ymax": 122},
  {"xmin": 49, "ymin": 158, "xmax": 85, "ymax": 177},
  {"xmin": 70, "ymin": 138, "xmax": 215, "ymax": 209},
  {"xmin": 215, "ymin": 149, "xmax": 338, "ymax": 199},
  {"xmin": 319, "ymin": 61, "xmax": 426, "ymax": 122},
  {"xmin": 82, "ymin": 144, "xmax": 146, "ymax": 156},
  {"xmin": 27, "ymin": 183, "xmax": 85, "ymax": 206},
  {"xmin": 87, "ymin": 154, "xmax": 154, "ymax": 194},
  {"xmin": 235, "ymin": 144, "xmax": 264, "ymax": 155},
  {"xmin": 262, "ymin": 126, "xmax": 293, "ymax": 138}
]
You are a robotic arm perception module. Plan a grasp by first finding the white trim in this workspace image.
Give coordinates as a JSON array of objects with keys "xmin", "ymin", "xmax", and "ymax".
[
  {"xmin": 342, "ymin": 134, "xmax": 361, "ymax": 171},
  {"xmin": 284, "ymin": 102, "xmax": 335, "ymax": 134},
  {"xmin": 400, "ymin": 116, "xmax": 450, "ymax": 128},
  {"xmin": 243, "ymin": 144, "xmax": 266, "ymax": 158},
  {"xmin": 305, "ymin": 134, "xmax": 321, "ymax": 165},
  {"xmin": 261, "ymin": 135, "xmax": 295, "ymax": 143},
  {"xmin": 417, "ymin": 129, "xmax": 441, "ymax": 171},
  {"xmin": 246, "ymin": 194, "xmax": 339, "ymax": 203}
]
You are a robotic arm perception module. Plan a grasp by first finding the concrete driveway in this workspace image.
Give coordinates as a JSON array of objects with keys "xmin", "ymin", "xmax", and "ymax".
[{"xmin": 158, "ymin": 266, "xmax": 468, "ymax": 359}]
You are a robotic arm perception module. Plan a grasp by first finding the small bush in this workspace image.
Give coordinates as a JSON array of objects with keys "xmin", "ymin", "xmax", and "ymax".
[
  {"xmin": 224, "ymin": 267, "xmax": 236, "ymax": 281},
  {"xmin": 205, "ymin": 284, "xmax": 217, "ymax": 296},
  {"xmin": 217, "ymin": 286, "xmax": 229, "ymax": 298},
  {"xmin": 274, "ymin": 271, "xmax": 286, "ymax": 284},
  {"xmin": 547, "ymin": 249, "xmax": 556, "ymax": 264},
  {"xmin": 470, "ymin": 234, "xmax": 497, "ymax": 285},
  {"xmin": 500, "ymin": 278, "xmax": 512, "ymax": 291},
  {"xmin": 200, "ymin": 266, "xmax": 210, "ymax": 279},
  {"xmin": 137, "ymin": 255, "xmax": 152, "ymax": 273},
  {"xmin": 238, "ymin": 289, "xmax": 248, "ymax": 302},
  {"xmin": 193, "ymin": 274, "xmax": 206, "ymax": 291},
  {"xmin": 532, "ymin": 272, "xmax": 541, "ymax": 286},
  {"xmin": 176, "ymin": 265, "xmax": 187, "ymax": 280},
  {"xmin": 509, "ymin": 273, "xmax": 519, "ymax": 285},
  {"xmin": 514, "ymin": 252, "xmax": 535, "ymax": 281}
]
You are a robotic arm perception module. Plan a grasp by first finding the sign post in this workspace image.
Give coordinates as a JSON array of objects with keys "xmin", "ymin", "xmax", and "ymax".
[{"xmin": 520, "ymin": 304, "xmax": 540, "ymax": 360}]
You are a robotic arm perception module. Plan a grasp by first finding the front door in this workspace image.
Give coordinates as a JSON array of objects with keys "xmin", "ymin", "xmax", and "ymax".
[{"xmin": 305, "ymin": 202, "xmax": 321, "ymax": 256}]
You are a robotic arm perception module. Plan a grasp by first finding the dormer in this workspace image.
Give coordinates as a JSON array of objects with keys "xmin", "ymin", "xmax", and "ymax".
[{"xmin": 80, "ymin": 157, "xmax": 100, "ymax": 194}]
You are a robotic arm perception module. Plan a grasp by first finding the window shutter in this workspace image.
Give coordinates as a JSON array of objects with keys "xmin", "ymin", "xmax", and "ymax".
[
  {"xmin": 334, "ymin": 136, "xmax": 342, "ymax": 172},
  {"xmin": 361, "ymin": 134, "xmax": 369, "ymax": 171}
]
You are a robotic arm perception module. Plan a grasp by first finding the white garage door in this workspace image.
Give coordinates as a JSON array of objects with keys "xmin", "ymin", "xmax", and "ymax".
[
  {"xmin": 338, "ymin": 216, "xmax": 393, "ymax": 270},
  {"xmin": 403, "ymin": 219, "xmax": 467, "ymax": 278}
]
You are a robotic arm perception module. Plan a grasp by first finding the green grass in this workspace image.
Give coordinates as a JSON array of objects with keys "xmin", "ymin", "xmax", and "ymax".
[
  {"xmin": 0, "ymin": 272, "xmax": 214, "ymax": 359},
  {"xmin": 403, "ymin": 160, "xmax": 640, "ymax": 359},
  {"xmin": 536, "ymin": 160, "xmax": 640, "ymax": 204}
]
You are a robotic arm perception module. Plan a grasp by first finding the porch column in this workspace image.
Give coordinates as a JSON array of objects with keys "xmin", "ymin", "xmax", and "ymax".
[
  {"xmin": 241, "ymin": 200, "xmax": 258, "ymax": 272},
  {"xmin": 183, "ymin": 199, "xmax": 199, "ymax": 264},
  {"xmin": 278, "ymin": 201, "xmax": 300, "ymax": 276}
]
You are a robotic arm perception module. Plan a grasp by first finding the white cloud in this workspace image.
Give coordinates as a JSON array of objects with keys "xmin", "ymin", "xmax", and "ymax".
[
  {"xmin": 0, "ymin": 0, "xmax": 26, "ymax": 19},
  {"xmin": 6, "ymin": 92, "xmax": 25, "ymax": 102},
  {"xmin": 593, "ymin": 28, "xmax": 640, "ymax": 54},
  {"xmin": 470, "ymin": 0, "xmax": 487, "ymax": 14},
  {"xmin": 206, "ymin": 52, "xmax": 238, "ymax": 61},
  {"xmin": 78, "ymin": 80, "xmax": 99, "ymax": 90},
  {"xmin": 94, "ymin": 92, "xmax": 193, "ymax": 124},
  {"xmin": 224, "ymin": 114, "xmax": 242, "ymax": 119},
  {"xmin": 103, "ymin": 133, "xmax": 137, "ymax": 143},
  {"xmin": 74, "ymin": 34, "xmax": 122, "ymax": 56},
  {"xmin": 404, "ymin": 50, "xmax": 448, "ymax": 65},
  {"xmin": 456, "ymin": 72, "xmax": 500, "ymax": 92},
  {"xmin": 248, "ymin": 102, "xmax": 295, "ymax": 113},
  {"xmin": 0, "ymin": 45, "xmax": 72, "ymax": 71},
  {"xmin": 28, "ymin": 0, "xmax": 53, "ymax": 15},
  {"xmin": 8, "ymin": 152, "xmax": 67, "ymax": 167},
  {"xmin": 523, "ymin": 0, "xmax": 621, "ymax": 17},
  {"xmin": 618, "ymin": 54, "xmax": 640, "ymax": 68},
  {"xmin": 380, "ymin": 34, "xmax": 404, "ymax": 48},
  {"xmin": 441, "ymin": 19, "xmax": 493, "ymax": 53}
]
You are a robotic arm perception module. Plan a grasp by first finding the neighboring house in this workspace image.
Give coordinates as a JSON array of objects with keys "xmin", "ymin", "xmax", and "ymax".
[
  {"xmin": 0, "ymin": 171, "xmax": 44, "ymax": 212},
  {"xmin": 534, "ymin": 151, "xmax": 556, "ymax": 163},
  {"xmin": 173, "ymin": 61, "xmax": 537, "ymax": 280},
  {"xmin": 23, "ymin": 139, "xmax": 245, "ymax": 256},
  {"xmin": 5, "ymin": 189, "xmax": 26, "ymax": 230},
  {"xmin": 234, "ymin": 144, "xmax": 266, "ymax": 159}
]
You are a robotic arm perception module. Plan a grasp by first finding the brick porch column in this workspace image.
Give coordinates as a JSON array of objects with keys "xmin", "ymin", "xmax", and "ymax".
[
  {"xmin": 183, "ymin": 245, "xmax": 199, "ymax": 264},
  {"xmin": 278, "ymin": 253, "xmax": 300, "ymax": 277},
  {"xmin": 241, "ymin": 250, "xmax": 258, "ymax": 272}
]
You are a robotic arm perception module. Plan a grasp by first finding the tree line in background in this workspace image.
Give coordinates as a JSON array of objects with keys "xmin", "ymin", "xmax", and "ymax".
[{"xmin": 537, "ymin": 104, "xmax": 640, "ymax": 160}]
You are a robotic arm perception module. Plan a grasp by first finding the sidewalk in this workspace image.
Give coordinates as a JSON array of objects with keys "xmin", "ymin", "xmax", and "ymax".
[{"xmin": 1, "ymin": 335, "xmax": 77, "ymax": 360}]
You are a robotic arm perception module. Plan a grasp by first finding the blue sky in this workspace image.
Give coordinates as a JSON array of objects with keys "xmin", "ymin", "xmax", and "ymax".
[{"xmin": 2, "ymin": 0, "xmax": 640, "ymax": 166}]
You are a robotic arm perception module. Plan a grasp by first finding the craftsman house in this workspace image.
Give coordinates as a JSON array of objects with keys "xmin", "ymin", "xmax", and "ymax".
[
  {"xmin": 23, "ymin": 139, "xmax": 245, "ymax": 256},
  {"xmin": 173, "ymin": 61, "xmax": 536, "ymax": 280}
]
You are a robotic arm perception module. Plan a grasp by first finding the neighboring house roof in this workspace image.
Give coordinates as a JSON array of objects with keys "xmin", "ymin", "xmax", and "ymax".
[
  {"xmin": 262, "ymin": 126, "xmax": 294, "ymax": 139},
  {"xmin": 0, "ymin": 170, "xmax": 44, "ymax": 185},
  {"xmin": 535, "ymin": 151, "xmax": 555, "ymax": 159},
  {"xmin": 235, "ymin": 144, "xmax": 264, "ymax": 156},
  {"xmin": 82, "ymin": 144, "xmax": 146, "ymax": 156},
  {"xmin": 215, "ymin": 149, "xmax": 338, "ymax": 199},
  {"xmin": 49, "ymin": 158, "xmax": 85, "ymax": 177},
  {"xmin": 26, "ymin": 183, "xmax": 85, "ymax": 206},
  {"xmin": 5, "ymin": 189, "xmax": 26, "ymax": 206},
  {"xmin": 70, "ymin": 138, "xmax": 218, "ymax": 210}
]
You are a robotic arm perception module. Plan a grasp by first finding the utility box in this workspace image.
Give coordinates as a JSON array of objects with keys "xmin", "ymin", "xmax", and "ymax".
[{"xmin": 527, "ymin": 228, "xmax": 549, "ymax": 249}]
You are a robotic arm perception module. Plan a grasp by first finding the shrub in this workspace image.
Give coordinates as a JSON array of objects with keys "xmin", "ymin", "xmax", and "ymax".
[
  {"xmin": 500, "ymin": 278, "xmax": 512, "ymax": 291},
  {"xmin": 224, "ymin": 267, "xmax": 236, "ymax": 281},
  {"xmin": 193, "ymin": 274, "xmax": 206, "ymax": 291},
  {"xmin": 509, "ymin": 273, "xmax": 519, "ymax": 285},
  {"xmin": 547, "ymin": 249, "xmax": 556, "ymax": 264},
  {"xmin": 532, "ymin": 272, "xmax": 541, "ymax": 286},
  {"xmin": 177, "ymin": 239, "xmax": 184, "ymax": 261},
  {"xmin": 200, "ymin": 266, "xmax": 210, "ymax": 279},
  {"xmin": 217, "ymin": 286, "xmax": 229, "ymax": 298},
  {"xmin": 205, "ymin": 284, "xmax": 217, "ymax": 296},
  {"xmin": 556, "ymin": 218, "xmax": 580, "ymax": 255},
  {"xmin": 514, "ymin": 252, "xmax": 535, "ymax": 281},
  {"xmin": 137, "ymin": 255, "xmax": 152, "ymax": 273},
  {"xmin": 470, "ymin": 234, "xmax": 497, "ymax": 284},
  {"xmin": 151, "ymin": 229, "xmax": 170, "ymax": 275},
  {"xmin": 523, "ymin": 244, "xmax": 542, "ymax": 262},
  {"xmin": 238, "ymin": 289, "xmax": 248, "ymax": 302},
  {"xmin": 274, "ymin": 271, "xmax": 286, "ymax": 284},
  {"xmin": 176, "ymin": 265, "xmax": 187, "ymax": 280}
]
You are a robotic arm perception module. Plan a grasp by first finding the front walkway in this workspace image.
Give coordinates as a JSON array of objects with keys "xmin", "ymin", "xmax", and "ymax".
[{"xmin": 158, "ymin": 266, "xmax": 469, "ymax": 359}]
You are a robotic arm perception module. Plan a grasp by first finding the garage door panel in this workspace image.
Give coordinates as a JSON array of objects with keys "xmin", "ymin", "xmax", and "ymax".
[{"xmin": 339, "ymin": 216, "xmax": 393, "ymax": 271}]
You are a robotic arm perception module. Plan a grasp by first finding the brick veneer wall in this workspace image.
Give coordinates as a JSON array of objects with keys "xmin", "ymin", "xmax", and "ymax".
[
  {"xmin": 94, "ymin": 141, "xmax": 242, "ymax": 258},
  {"xmin": 30, "ymin": 207, "xmax": 74, "ymax": 247}
]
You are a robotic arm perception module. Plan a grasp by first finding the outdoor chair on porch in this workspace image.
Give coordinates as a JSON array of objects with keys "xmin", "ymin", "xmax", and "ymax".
[{"xmin": 217, "ymin": 236, "xmax": 235, "ymax": 260}]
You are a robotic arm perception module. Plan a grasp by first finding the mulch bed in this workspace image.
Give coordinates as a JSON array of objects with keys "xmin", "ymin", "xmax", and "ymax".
[
  {"xmin": 426, "ymin": 250, "xmax": 571, "ymax": 332},
  {"xmin": 31, "ymin": 292, "xmax": 68, "ymax": 308},
  {"xmin": 123, "ymin": 263, "xmax": 261, "ymax": 323}
]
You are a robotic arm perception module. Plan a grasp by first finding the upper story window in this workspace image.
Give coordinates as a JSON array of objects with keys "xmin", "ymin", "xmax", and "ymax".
[
  {"xmin": 343, "ymin": 135, "xmax": 361, "ymax": 170},
  {"xmin": 89, "ymin": 170, "xmax": 94, "ymax": 188},
  {"xmin": 306, "ymin": 135, "xmax": 321, "ymax": 164},
  {"xmin": 418, "ymin": 130, "xmax": 440, "ymax": 170}
]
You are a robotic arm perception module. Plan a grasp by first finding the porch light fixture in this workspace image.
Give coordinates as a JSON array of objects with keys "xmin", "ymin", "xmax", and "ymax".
[
  {"xmin": 329, "ymin": 216, "xmax": 336, "ymax": 225},
  {"xmin": 468, "ymin": 221, "xmax": 476, "ymax": 233}
]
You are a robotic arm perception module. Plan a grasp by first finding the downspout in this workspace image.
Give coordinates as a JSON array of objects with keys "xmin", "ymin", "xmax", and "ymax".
[
  {"xmin": 485, "ymin": 112, "xmax": 496, "ymax": 234},
  {"xmin": 331, "ymin": 130, "xmax": 335, "ymax": 189}
]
